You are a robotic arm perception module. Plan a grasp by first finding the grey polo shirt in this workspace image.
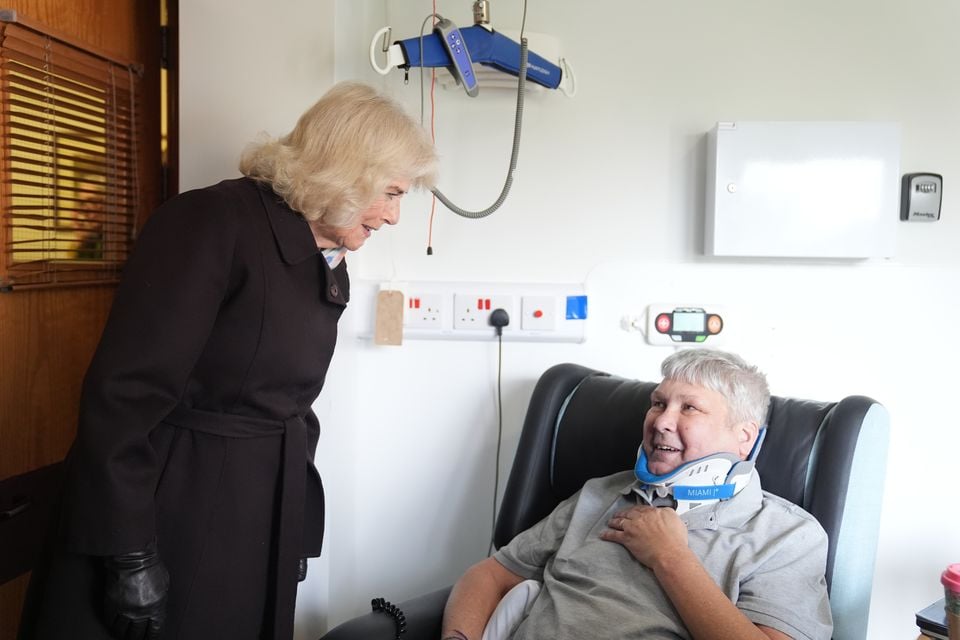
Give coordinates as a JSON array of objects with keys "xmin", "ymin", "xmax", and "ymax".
[{"xmin": 493, "ymin": 470, "xmax": 833, "ymax": 640}]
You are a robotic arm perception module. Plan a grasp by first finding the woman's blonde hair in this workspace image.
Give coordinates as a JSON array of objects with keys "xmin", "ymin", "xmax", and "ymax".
[{"xmin": 239, "ymin": 82, "xmax": 437, "ymax": 226}]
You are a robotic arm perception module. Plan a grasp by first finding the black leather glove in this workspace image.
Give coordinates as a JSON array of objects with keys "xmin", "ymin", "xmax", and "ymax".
[
  {"xmin": 102, "ymin": 541, "xmax": 170, "ymax": 640},
  {"xmin": 297, "ymin": 557, "xmax": 308, "ymax": 582}
]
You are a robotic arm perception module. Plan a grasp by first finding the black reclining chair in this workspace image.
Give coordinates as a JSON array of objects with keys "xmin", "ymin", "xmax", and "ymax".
[{"xmin": 321, "ymin": 363, "xmax": 889, "ymax": 640}]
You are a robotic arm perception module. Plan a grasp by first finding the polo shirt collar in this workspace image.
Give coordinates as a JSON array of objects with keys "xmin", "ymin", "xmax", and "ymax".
[
  {"xmin": 619, "ymin": 469, "xmax": 764, "ymax": 531},
  {"xmin": 257, "ymin": 182, "xmax": 320, "ymax": 266}
]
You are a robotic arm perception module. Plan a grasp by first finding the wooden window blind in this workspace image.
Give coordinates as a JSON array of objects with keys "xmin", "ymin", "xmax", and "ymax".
[{"xmin": 0, "ymin": 10, "xmax": 142, "ymax": 290}]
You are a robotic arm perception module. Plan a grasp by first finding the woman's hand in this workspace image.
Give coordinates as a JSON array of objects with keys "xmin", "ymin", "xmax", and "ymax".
[{"xmin": 102, "ymin": 542, "xmax": 169, "ymax": 640}]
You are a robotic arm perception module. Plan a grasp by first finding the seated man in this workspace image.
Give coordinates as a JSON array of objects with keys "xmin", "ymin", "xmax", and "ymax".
[{"xmin": 441, "ymin": 349, "xmax": 832, "ymax": 640}]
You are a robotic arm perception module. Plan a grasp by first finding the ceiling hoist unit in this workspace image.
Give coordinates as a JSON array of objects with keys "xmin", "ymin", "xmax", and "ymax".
[{"xmin": 369, "ymin": 0, "xmax": 575, "ymax": 221}]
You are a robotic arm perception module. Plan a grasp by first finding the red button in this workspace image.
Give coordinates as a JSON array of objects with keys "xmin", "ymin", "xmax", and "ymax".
[
  {"xmin": 533, "ymin": 310, "xmax": 543, "ymax": 318},
  {"xmin": 655, "ymin": 313, "xmax": 671, "ymax": 333},
  {"xmin": 707, "ymin": 315, "xmax": 723, "ymax": 334}
]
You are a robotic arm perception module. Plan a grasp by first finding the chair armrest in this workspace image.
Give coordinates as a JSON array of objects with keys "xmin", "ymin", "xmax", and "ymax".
[{"xmin": 320, "ymin": 587, "xmax": 451, "ymax": 640}]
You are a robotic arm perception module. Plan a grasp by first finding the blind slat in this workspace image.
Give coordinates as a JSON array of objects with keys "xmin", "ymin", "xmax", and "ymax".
[
  {"xmin": 4, "ymin": 127, "xmax": 136, "ymax": 159},
  {"xmin": 5, "ymin": 192, "xmax": 136, "ymax": 206},
  {"xmin": 2, "ymin": 85, "xmax": 117, "ymax": 127},
  {"xmin": 3, "ymin": 115, "xmax": 136, "ymax": 152},
  {"xmin": 9, "ymin": 145, "xmax": 134, "ymax": 176},
  {"xmin": 5, "ymin": 117, "xmax": 137, "ymax": 148},
  {"xmin": 6, "ymin": 212, "xmax": 137, "ymax": 225},
  {"xmin": 0, "ymin": 74, "xmax": 138, "ymax": 120},
  {"xmin": 6, "ymin": 210, "xmax": 137, "ymax": 223},
  {"xmin": 8, "ymin": 145, "xmax": 139, "ymax": 174},
  {"xmin": 1, "ymin": 52, "xmax": 132, "ymax": 103},
  {"xmin": 0, "ymin": 30, "xmax": 136, "ymax": 91}
]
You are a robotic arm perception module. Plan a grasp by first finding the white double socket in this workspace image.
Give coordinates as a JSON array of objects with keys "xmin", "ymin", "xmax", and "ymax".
[
  {"xmin": 405, "ymin": 293, "xmax": 443, "ymax": 329},
  {"xmin": 453, "ymin": 294, "xmax": 514, "ymax": 331}
]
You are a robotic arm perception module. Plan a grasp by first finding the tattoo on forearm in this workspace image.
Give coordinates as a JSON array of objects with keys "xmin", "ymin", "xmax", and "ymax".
[{"xmin": 441, "ymin": 631, "xmax": 469, "ymax": 640}]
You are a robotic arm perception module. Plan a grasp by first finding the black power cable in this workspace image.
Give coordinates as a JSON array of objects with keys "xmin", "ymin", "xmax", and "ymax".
[{"xmin": 488, "ymin": 309, "xmax": 509, "ymax": 554}]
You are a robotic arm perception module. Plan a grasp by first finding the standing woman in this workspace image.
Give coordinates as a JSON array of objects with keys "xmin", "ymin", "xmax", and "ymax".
[{"xmin": 21, "ymin": 82, "xmax": 437, "ymax": 640}]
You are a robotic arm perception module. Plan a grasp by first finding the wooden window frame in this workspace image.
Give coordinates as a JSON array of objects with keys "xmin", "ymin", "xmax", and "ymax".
[{"xmin": 0, "ymin": 9, "xmax": 142, "ymax": 290}]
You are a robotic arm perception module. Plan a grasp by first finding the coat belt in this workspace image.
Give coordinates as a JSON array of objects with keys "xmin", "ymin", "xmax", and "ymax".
[{"xmin": 164, "ymin": 406, "xmax": 306, "ymax": 639}]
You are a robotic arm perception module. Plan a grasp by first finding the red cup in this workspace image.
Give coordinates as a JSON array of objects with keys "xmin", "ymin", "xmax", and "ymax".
[{"xmin": 942, "ymin": 564, "xmax": 960, "ymax": 640}]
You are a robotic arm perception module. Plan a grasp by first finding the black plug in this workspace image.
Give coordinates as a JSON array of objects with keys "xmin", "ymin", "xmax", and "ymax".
[{"xmin": 489, "ymin": 308, "xmax": 510, "ymax": 336}]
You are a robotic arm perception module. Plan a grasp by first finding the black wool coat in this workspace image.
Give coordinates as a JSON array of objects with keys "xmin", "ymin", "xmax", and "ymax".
[{"xmin": 22, "ymin": 178, "xmax": 345, "ymax": 640}]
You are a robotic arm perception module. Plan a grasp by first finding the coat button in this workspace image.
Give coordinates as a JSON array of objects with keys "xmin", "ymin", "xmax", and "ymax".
[{"xmin": 329, "ymin": 284, "xmax": 339, "ymax": 298}]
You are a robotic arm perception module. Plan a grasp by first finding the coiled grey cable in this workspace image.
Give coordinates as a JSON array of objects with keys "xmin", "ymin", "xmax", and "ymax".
[{"xmin": 430, "ymin": 38, "xmax": 528, "ymax": 220}]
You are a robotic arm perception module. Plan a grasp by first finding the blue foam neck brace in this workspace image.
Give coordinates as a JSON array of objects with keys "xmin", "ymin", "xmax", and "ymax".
[
  {"xmin": 633, "ymin": 427, "xmax": 767, "ymax": 503},
  {"xmin": 634, "ymin": 448, "xmax": 724, "ymax": 484}
]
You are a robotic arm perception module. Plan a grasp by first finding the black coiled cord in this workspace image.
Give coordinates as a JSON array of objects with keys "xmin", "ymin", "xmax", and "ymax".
[{"xmin": 371, "ymin": 597, "xmax": 407, "ymax": 639}]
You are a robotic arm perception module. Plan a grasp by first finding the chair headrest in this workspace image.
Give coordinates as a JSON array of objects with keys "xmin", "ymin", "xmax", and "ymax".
[
  {"xmin": 551, "ymin": 374, "xmax": 657, "ymax": 500},
  {"xmin": 551, "ymin": 374, "xmax": 842, "ymax": 510}
]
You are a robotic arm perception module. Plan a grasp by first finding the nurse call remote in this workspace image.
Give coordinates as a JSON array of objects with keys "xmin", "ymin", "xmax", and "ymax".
[
  {"xmin": 646, "ymin": 305, "xmax": 724, "ymax": 345},
  {"xmin": 434, "ymin": 18, "xmax": 479, "ymax": 97}
]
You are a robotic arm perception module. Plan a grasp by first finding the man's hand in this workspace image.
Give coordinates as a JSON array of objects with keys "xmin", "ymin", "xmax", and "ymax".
[
  {"xmin": 102, "ymin": 543, "xmax": 170, "ymax": 640},
  {"xmin": 601, "ymin": 506, "xmax": 792, "ymax": 640},
  {"xmin": 599, "ymin": 505, "xmax": 688, "ymax": 569}
]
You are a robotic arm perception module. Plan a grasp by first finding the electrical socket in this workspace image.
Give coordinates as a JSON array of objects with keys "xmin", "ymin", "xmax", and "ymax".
[
  {"xmin": 454, "ymin": 293, "xmax": 513, "ymax": 330},
  {"xmin": 405, "ymin": 293, "xmax": 443, "ymax": 329}
]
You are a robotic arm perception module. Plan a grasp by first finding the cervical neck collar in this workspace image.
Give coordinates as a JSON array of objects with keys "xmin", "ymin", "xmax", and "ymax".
[{"xmin": 633, "ymin": 428, "xmax": 766, "ymax": 515}]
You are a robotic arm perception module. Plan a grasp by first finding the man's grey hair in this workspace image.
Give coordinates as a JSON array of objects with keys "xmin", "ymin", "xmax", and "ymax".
[{"xmin": 660, "ymin": 349, "xmax": 771, "ymax": 426}]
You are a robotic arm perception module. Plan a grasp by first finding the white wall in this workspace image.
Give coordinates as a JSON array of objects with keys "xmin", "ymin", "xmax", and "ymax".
[
  {"xmin": 180, "ymin": 2, "xmax": 960, "ymax": 639},
  {"xmin": 179, "ymin": 0, "xmax": 336, "ymax": 192}
]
